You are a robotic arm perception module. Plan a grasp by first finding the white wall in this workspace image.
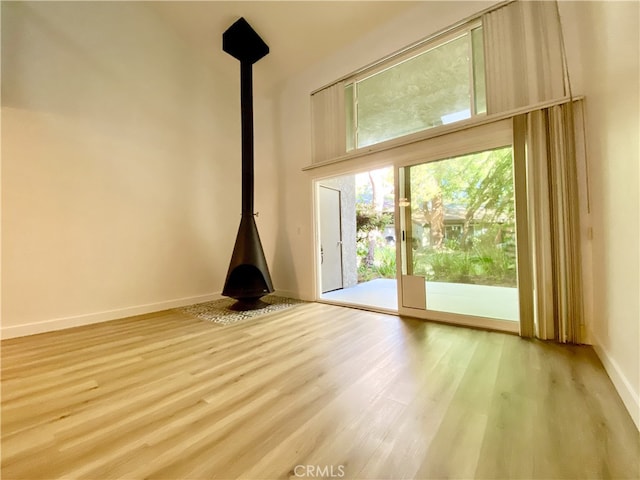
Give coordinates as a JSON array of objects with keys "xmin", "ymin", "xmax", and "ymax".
[
  {"xmin": 560, "ymin": 1, "xmax": 640, "ymax": 429},
  {"xmin": 1, "ymin": 2, "xmax": 277, "ymax": 337}
]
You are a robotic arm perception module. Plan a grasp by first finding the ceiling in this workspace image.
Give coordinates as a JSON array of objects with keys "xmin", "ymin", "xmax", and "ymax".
[{"xmin": 150, "ymin": 1, "xmax": 420, "ymax": 94}]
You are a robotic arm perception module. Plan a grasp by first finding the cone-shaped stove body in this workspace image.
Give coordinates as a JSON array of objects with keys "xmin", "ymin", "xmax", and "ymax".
[
  {"xmin": 222, "ymin": 17, "xmax": 274, "ymax": 301},
  {"xmin": 222, "ymin": 215, "xmax": 273, "ymax": 300}
]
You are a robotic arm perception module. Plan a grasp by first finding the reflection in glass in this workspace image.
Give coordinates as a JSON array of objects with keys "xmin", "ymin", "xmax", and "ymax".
[{"xmin": 356, "ymin": 35, "xmax": 471, "ymax": 148}]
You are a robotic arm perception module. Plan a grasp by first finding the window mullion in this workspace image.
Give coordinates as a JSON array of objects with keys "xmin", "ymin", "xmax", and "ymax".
[
  {"xmin": 468, "ymin": 27, "xmax": 477, "ymax": 117},
  {"xmin": 354, "ymin": 83, "xmax": 359, "ymax": 149}
]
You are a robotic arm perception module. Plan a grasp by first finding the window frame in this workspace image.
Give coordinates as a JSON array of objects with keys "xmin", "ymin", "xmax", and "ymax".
[{"xmin": 345, "ymin": 20, "xmax": 485, "ymax": 152}]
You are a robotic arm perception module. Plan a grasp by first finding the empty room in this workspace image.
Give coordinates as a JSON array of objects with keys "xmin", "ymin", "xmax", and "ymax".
[{"xmin": 2, "ymin": 1, "xmax": 639, "ymax": 479}]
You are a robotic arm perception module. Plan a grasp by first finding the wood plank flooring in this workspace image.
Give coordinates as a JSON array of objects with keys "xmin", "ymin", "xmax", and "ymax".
[{"xmin": 1, "ymin": 302, "xmax": 638, "ymax": 479}]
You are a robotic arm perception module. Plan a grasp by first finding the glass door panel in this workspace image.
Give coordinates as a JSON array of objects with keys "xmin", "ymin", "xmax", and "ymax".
[
  {"xmin": 399, "ymin": 146, "xmax": 519, "ymax": 322},
  {"xmin": 318, "ymin": 167, "xmax": 398, "ymax": 312}
]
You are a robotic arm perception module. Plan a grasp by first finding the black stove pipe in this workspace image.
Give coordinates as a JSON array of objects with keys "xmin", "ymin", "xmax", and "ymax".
[{"xmin": 240, "ymin": 61, "xmax": 254, "ymax": 216}]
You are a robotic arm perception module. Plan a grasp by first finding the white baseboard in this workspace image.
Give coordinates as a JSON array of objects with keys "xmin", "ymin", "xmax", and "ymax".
[
  {"xmin": 1, "ymin": 292, "xmax": 223, "ymax": 340},
  {"xmin": 592, "ymin": 342, "xmax": 640, "ymax": 431},
  {"xmin": 273, "ymin": 289, "xmax": 305, "ymax": 301}
]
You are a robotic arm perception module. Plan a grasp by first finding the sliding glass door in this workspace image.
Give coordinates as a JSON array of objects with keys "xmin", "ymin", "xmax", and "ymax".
[
  {"xmin": 314, "ymin": 128, "xmax": 524, "ymax": 332},
  {"xmin": 398, "ymin": 146, "xmax": 520, "ymax": 328}
]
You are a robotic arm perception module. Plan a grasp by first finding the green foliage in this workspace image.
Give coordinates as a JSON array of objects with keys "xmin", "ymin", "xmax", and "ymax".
[
  {"xmin": 355, "ymin": 203, "xmax": 393, "ymax": 233},
  {"xmin": 412, "ymin": 243, "xmax": 517, "ymax": 287},
  {"xmin": 374, "ymin": 245, "xmax": 397, "ymax": 278},
  {"xmin": 356, "ymin": 202, "xmax": 393, "ymax": 269},
  {"xmin": 358, "ymin": 245, "xmax": 397, "ymax": 282},
  {"xmin": 409, "ymin": 148, "xmax": 515, "ymax": 235},
  {"xmin": 352, "ymin": 149, "xmax": 518, "ymax": 288},
  {"xmin": 399, "ymin": 146, "xmax": 518, "ymax": 286}
]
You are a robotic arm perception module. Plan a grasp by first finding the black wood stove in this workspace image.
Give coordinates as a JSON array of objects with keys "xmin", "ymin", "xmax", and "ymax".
[{"xmin": 221, "ymin": 18, "xmax": 274, "ymax": 303}]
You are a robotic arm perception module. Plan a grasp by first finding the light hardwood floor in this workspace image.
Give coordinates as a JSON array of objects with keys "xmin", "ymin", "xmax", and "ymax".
[{"xmin": 2, "ymin": 303, "xmax": 638, "ymax": 479}]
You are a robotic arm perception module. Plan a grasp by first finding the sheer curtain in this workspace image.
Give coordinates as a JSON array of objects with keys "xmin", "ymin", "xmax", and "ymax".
[
  {"xmin": 483, "ymin": 0, "xmax": 568, "ymax": 113},
  {"xmin": 485, "ymin": 0, "xmax": 584, "ymax": 342},
  {"xmin": 515, "ymin": 101, "xmax": 585, "ymax": 343},
  {"xmin": 310, "ymin": 82, "xmax": 346, "ymax": 164}
]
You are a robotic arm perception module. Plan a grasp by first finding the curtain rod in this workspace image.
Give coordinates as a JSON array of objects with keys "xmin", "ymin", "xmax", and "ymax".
[{"xmin": 310, "ymin": 0, "xmax": 515, "ymax": 96}]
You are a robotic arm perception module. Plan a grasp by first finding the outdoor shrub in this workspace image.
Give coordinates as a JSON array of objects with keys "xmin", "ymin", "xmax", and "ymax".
[
  {"xmin": 374, "ymin": 245, "xmax": 397, "ymax": 278},
  {"xmin": 412, "ymin": 245, "xmax": 516, "ymax": 287}
]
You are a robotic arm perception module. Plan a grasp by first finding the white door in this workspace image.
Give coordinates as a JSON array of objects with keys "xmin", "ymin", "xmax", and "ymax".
[{"xmin": 319, "ymin": 186, "xmax": 343, "ymax": 293}]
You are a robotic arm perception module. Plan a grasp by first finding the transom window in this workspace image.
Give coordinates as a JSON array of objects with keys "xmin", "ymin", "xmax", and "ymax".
[{"xmin": 345, "ymin": 23, "xmax": 485, "ymax": 151}]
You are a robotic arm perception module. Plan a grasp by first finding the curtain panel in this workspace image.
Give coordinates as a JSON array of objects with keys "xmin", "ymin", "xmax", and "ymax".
[
  {"xmin": 483, "ymin": 0, "xmax": 568, "ymax": 114},
  {"xmin": 515, "ymin": 101, "xmax": 585, "ymax": 343},
  {"xmin": 311, "ymin": 82, "xmax": 346, "ymax": 164}
]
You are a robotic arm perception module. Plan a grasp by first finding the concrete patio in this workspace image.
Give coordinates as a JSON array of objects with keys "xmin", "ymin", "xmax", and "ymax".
[{"xmin": 321, "ymin": 278, "xmax": 519, "ymax": 321}]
